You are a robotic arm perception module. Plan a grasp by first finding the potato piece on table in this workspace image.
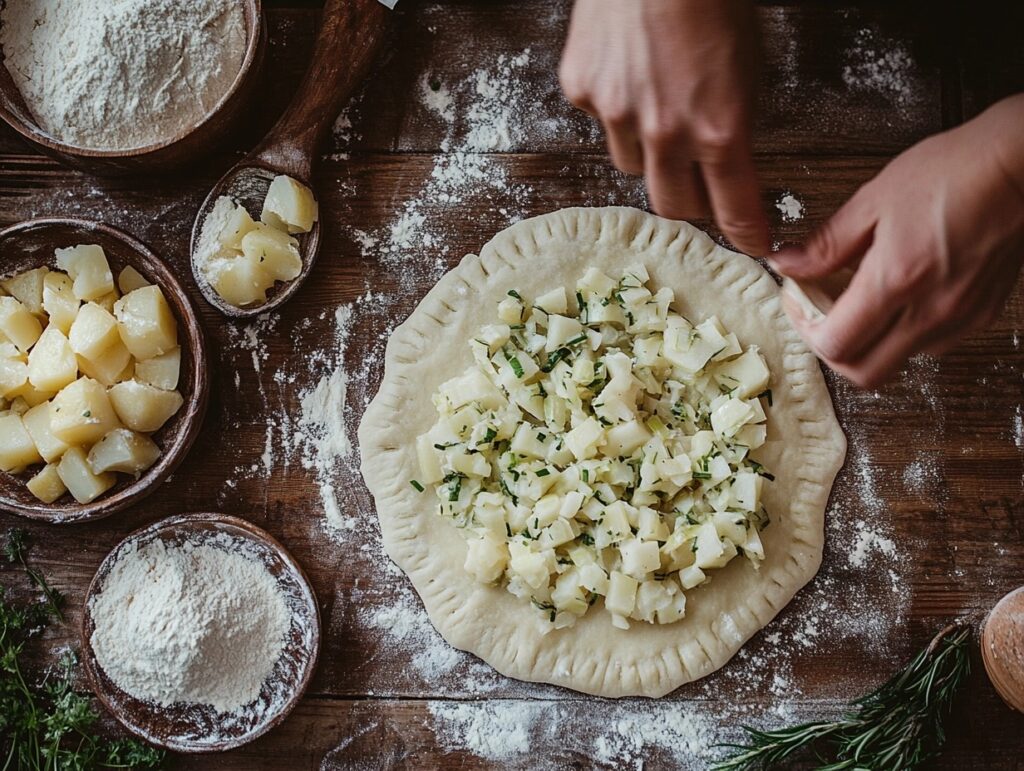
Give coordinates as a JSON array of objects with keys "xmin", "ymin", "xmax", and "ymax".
[
  {"xmin": 211, "ymin": 257, "xmax": 272, "ymax": 307},
  {"xmin": 117, "ymin": 266, "xmax": 150, "ymax": 294},
  {"xmin": 261, "ymin": 175, "xmax": 318, "ymax": 234},
  {"xmin": 27, "ymin": 327, "xmax": 77, "ymax": 392},
  {"xmin": 26, "ymin": 463, "xmax": 67, "ymax": 504},
  {"xmin": 21, "ymin": 402, "xmax": 68, "ymax": 463},
  {"xmin": 56, "ymin": 447, "xmax": 115, "ymax": 504},
  {"xmin": 1, "ymin": 267, "xmax": 48, "ymax": 316},
  {"xmin": 55, "ymin": 245, "xmax": 114, "ymax": 301},
  {"xmin": 241, "ymin": 224, "xmax": 302, "ymax": 282},
  {"xmin": 113, "ymin": 285, "xmax": 177, "ymax": 360},
  {"xmin": 108, "ymin": 380, "xmax": 183, "ymax": 433},
  {"xmin": 50, "ymin": 377, "xmax": 121, "ymax": 445},
  {"xmin": 77, "ymin": 340, "xmax": 132, "ymax": 387},
  {"xmin": 0, "ymin": 413, "xmax": 42, "ymax": 471},
  {"xmin": 0, "ymin": 296, "xmax": 43, "ymax": 352},
  {"xmin": 69, "ymin": 302, "xmax": 121, "ymax": 361},
  {"xmin": 88, "ymin": 428, "xmax": 160, "ymax": 475},
  {"xmin": 42, "ymin": 272, "xmax": 80, "ymax": 334},
  {"xmin": 134, "ymin": 347, "xmax": 180, "ymax": 390}
]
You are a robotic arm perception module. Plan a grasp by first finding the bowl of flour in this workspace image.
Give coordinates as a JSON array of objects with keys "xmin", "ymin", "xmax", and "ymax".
[
  {"xmin": 81, "ymin": 512, "xmax": 320, "ymax": 752},
  {"xmin": 0, "ymin": 0, "xmax": 266, "ymax": 174}
]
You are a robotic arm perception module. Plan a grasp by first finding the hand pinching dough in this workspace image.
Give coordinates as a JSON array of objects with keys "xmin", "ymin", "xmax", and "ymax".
[{"xmin": 359, "ymin": 208, "xmax": 846, "ymax": 697}]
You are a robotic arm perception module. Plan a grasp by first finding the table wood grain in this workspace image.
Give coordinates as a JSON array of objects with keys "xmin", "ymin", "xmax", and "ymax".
[{"xmin": 1, "ymin": 1, "xmax": 1022, "ymax": 768}]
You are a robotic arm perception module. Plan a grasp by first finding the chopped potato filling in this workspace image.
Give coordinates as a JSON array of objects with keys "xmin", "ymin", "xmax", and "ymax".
[{"xmin": 415, "ymin": 266, "xmax": 773, "ymax": 630}]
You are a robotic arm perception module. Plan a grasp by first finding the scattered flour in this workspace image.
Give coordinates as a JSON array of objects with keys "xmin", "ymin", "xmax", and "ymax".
[
  {"xmin": 1013, "ymin": 405, "xmax": 1023, "ymax": 450},
  {"xmin": 902, "ymin": 451, "xmax": 942, "ymax": 497},
  {"xmin": 419, "ymin": 73, "xmax": 455, "ymax": 123},
  {"xmin": 775, "ymin": 192, "xmax": 805, "ymax": 223},
  {"xmin": 842, "ymin": 27, "xmax": 918, "ymax": 105},
  {"xmin": 848, "ymin": 520, "xmax": 897, "ymax": 568}
]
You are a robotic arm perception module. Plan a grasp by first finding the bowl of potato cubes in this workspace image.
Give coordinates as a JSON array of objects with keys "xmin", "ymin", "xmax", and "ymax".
[{"xmin": 0, "ymin": 219, "xmax": 209, "ymax": 522}]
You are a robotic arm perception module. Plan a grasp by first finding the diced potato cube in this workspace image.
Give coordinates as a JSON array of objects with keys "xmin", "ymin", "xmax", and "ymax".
[
  {"xmin": 22, "ymin": 402, "xmax": 69, "ymax": 463},
  {"xmin": 0, "ymin": 353, "xmax": 28, "ymax": 398},
  {"xmin": 55, "ymin": 244, "xmax": 114, "ymax": 301},
  {"xmin": 8, "ymin": 396, "xmax": 28, "ymax": 415},
  {"xmin": 117, "ymin": 266, "xmax": 151, "ymax": 294},
  {"xmin": 26, "ymin": 463, "xmax": 66, "ymax": 504},
  {"xmin": 210, "ymin": 257, "xmax": 272, "ymax": 307},
  {"xmin": 0, "ymin": 413, "xmax": 42, "ymax": 471},
  {"xmin": 113, "ymin": 285, "xmax": 177, "ymax": 360},
  {"xmin": 134, "ymin": 347, "xmax": 180, "ymax": 390},
  {"xmin": 261, "ymin": 175, "xmax": 318, "ymax": 234},
  {"xmin": 50, "ymin": 377, "xmax": 121, "ymax": 445},
  {"xmin": 76, "ymin": 338, "xmax": 132, "ymax": 387},
  {"xmin": 241, "ymin": 224, "xmax": 302, "ymax": 282},
  {"xmin": 88, "ymin": 428, "xmax": 161, "ymax": 476},
  {"xmin": 605, "ymin": 570, "xmax": 639, "ymax": 616},
  {"xmin": 1, "ymin": 267, "xmax": 48, "ymax": 315},
  {"xmin": 69, "ymin": 302, "xmax": 121, "ymax": 361},
  {"xmin": 94, "ymin": 290, "xmax": 120, "ymax": 314},
  {"xmin": 5, "ymin": 379, "xmax": 54, "ymax": 407},
  {"xmin": 108, "ymin": 380, "xmax": 183, "ymax": 432},
  {"xmin": 42, "ymin": 272, "xmax": 80, "ymax": 333},
  {"xmin": 56, "ymin": 447, "xmax": 115, "ymax": 504},
  {"xmin": 0, "ymin": 296, "xmax": 43, "ymax": 352},
  {"xmin": 27, "ymin": 327, "xmax": 77, "ymax": 392},
  {"xmin": 217, "ymin": 201, "xmax": 258, "ymax": 250}
]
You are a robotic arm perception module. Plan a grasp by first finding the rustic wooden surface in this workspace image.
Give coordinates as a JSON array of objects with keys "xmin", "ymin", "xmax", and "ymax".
[{"xmin": 1, "ymin": 1, "xmax": 1022, "ymax": 768}]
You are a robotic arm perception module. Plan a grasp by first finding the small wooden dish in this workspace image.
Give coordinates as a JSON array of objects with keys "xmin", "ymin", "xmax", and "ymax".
[
  {"xmin": 80, "ymin": 513, "xmax": 321, "ymax": 753},
  {"xmin": 0, "ymin": 1, "xmax": 265, "ymax": 175},
  {"xmin": 0, "ymin": 219, "xmax": 209, "ymax": 523},
  {"xmin": 982, "ymin": 586, "xmax": 1024, "ymax": 713}
]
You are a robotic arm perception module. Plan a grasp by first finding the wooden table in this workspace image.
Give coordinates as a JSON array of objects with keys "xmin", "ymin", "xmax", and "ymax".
[{"xmin": 2, "ymin": 1, "xmax": 1022, "ymax": 768}]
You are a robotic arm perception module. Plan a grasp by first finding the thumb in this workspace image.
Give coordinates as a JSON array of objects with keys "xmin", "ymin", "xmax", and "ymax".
[{"xmin": 770, "ymin": 189, "xmax": 876, "ymax": 280}]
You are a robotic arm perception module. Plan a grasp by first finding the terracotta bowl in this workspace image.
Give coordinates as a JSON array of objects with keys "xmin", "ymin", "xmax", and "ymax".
[
  {"xmin": 0, "ymin": 219, "xmax": 209, "ymax": 523},
  {"xmin": 0, "ymin": 0, "xmax": 265, "ymax": 175},
  {"xmin": 81, "ymin": 513, "xmax": 321, "ymax": 753}
]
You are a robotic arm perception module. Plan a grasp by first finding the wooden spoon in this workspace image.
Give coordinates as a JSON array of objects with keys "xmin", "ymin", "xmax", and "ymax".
[{"xmin": 191, "ymin": 0, "xmax": 389, "ymax": 318}]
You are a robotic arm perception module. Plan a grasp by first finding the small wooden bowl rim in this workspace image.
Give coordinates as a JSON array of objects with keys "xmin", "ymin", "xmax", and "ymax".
[
  {"xmin": 981, "ymin": 586, "xmax": 1024, "ymax": 713},
  {"xmin": 0, "ymin": 0, "xmax": 263, "ymax": 160},
  {"xmin": 0, "ymin": 218, "xmax": 209, "ymax": 523},
  {"xmin": 79, "ymin": 512, "xmax": 322, "ymax": 753}
]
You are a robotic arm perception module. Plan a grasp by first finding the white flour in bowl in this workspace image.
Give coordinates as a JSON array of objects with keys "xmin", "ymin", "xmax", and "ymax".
[
  {"xmin": 89, "ymin": 535, "xmax": 290, "ymax": 713},
  {"xmin": 0, "ymin": 0, "xmax": 247, "ymax": 150}
]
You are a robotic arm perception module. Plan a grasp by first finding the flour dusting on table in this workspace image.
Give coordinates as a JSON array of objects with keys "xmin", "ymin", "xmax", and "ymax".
[
  {"xmin": 842, "ymin": 27, "xmax": 919, "ymax": 106},
  {"xmin": 776, "ymin": 192, "xmax": 805, "ymax": 223}
]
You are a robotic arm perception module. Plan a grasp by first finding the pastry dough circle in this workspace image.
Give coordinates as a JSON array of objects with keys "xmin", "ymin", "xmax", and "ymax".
[{"xmin": 359, "ymin": 207, "xmax": 846, "ymax": 697}]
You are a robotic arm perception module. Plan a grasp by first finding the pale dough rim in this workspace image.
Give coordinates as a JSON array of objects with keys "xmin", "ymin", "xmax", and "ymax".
[{"xmin": 358, "ymin": 207, "xmax": 846, "ymax": 698}]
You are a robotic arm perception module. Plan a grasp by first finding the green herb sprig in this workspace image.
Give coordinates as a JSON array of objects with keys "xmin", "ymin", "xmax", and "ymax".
[
  {"xmin": 1, "ymin": 529, "xmax": 164, "ymax": 770},
  {"xmin": 713, "ymin": 622, "xmax": 972, "ymax": 771}
]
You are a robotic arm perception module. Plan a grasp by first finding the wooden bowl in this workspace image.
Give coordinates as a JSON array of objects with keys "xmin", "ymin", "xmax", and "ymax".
[
  {"xmin": 0, "ymin": 1, "xmax": 265, "ymax": 175},
  {"xmin": 0, "ymin": 219, "xmax": 209, "ymax": 523},
  {"xmin": 982, "ymin": 586, "xmax": 1024, "ymax": 713},
  {"xmin": 80, "ymin": 513, "xmax": 321, "ymax": 753}
]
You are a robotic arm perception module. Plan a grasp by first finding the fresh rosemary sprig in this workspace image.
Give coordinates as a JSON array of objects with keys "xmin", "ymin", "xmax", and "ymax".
[
  {"xmin": 1, "ymin": 530, "xmax": 165, "ymax": 770},
  {"xmin": 713, "ymin": 622, "xmax": 972, "ymax": 771}
]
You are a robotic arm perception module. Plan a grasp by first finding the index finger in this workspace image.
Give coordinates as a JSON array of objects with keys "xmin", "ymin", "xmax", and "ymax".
[{"xmin": 698, "ymin": 135, "xmax": 770, "ymax": 256}]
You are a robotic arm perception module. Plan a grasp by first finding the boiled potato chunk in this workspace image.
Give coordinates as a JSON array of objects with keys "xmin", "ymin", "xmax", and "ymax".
[
  {"xmin": 240, "ymin": 225, "xmax": 302, "ymax": 282},
  {"xmin": 22, "ymin": 402, "xmax": 69, "ymax": 463},
  {"xmin": 42, "ymin": 272, "xmax": 79, "ymax": 333},
  {"xmin": 56, "ymin": 447, "xmax": 115, "ymax": 504},
  {"xmin": 211, "ymin": 257, "xmax": 272, "ymax": 307},
  {"xmin": 108, "ymin": 380, "xmax": 183, "ymax": 433},
  {"xmin": 0, "ymin": 347, "xmax": 28, "ymax": 398},
  {"xmin": 94, "ymin": 290, "xmax": 120, "ymax": 314},
  {"xmin": 76, "ymin": 340, "xmax": 132, "ymax": 386},
  {"xmin": 0, "ymin": 413, "xmax": 42, "ymax": 471},
  {"xmin": 1, "ymin": 267, "xmax": 48, "ymax": 315},
  {"xmin": 26, "ymin": 463, "xmax": 66, "ymax": 504},
  {"xmin": 27, "ymin": 327, "xmax": 77, "ymax": 392},
  {"xmin": 50, "ymin": 377, "xmax": 121, "ymax": 445},
  {"xmin": 69, "ymin": 302, "xmax": 120, "ymax": 361},
  {"xmin": 117, "ymin": 266, "xmax": 150, "ymax": 294},
  {"xmin": 5, "ymin": 378, "xmax": 54, "ymax": 407},
  {"xmin": 113, "ymin": 285, "xmax": 177, "ymax": 360},
  {"xmin": 261, "ymin": 175, "xmax": 318, "ymax": 234},
  {"xmin": 0, "ymin": 296, "xmax": 43, "ymax": 352},
  {"xmin": 217, "ymin": 200, "xmax": 258, "ymax": 250},
  {"xmin": 134, "ymin": 347, "xmax": 180, "ymax": 390},
  {"xmin": 88, "ymin": 428, "xmax": 160, "ymax": 475},
  {"xmin": 55, "ymin": 244, "xmax": 114, "ymax": 301}
]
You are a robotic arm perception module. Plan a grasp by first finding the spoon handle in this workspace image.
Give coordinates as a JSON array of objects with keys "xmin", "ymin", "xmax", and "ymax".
[{"xmin": 252, "ymin": 0, "xmax": 389, "ymax": 179}]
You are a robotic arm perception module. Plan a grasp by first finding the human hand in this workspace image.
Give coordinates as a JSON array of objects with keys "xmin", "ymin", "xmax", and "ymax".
[
  {"xmin": 771, "ymin": 95, "xmax": 1024, "ymax": 388},
  {"xmin": 559, "ymin": 0, "xmax": 770, "ymax": 255}
]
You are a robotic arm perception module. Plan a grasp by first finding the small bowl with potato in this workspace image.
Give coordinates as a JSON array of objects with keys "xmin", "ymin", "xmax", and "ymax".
[{"xmin": 0, "ymin": 219, "xmax": 209, "ymax": 523}]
